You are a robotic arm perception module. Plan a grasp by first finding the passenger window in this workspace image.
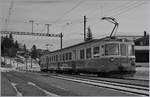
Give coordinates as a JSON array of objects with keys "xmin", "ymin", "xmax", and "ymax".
[
  {"xmin": 93, "ymin": 47, "xmax": 100, "ymax": 58},
  {"xmin": 69, "ymin": 52, "xmax": 72, "ymax": 60},
  {"xmin": 66, "ymin": 53, "xmax": 68, "ymax": 60},
  {"xmin": 86, "ymin": 48, "xmax": 91, "ymax": 59},
  {"xmin": 56, "ymin": 55, "xmax": 58, "ymax": 61},
  {"xmin": 49, "ymin": 57, "xmax": 51, "ymax": 62},
  {"xmin": 80, "ymin": 49, "xmax": 85, "ymax": 59},
  {"xmin": 63, "ymin": 54, "xmax": 65, "ymax": 61}
]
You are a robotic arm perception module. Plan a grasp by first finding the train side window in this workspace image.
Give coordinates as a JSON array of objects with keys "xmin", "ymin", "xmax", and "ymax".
[
  {"xmin": 54, "ymin": 56, "xmax": 56, "ymax": 62},
  {"xmin": 56, "ymin": 55, "xmax": 58, "ymax": 61},
  {"xmin": 63, "ymin": 54, "xmax": 65, "ymax": 61},
  {"xmin": 49, "ymin": 57, "xmax": 50, "ymax": 62},
  {"xmin": 61, "ymin": 54, "xmax": 63, "ymax": 61},
  {"xmin": 52, "ymin": 56, "xmax": 54, "ymax": 62},
  {"xmin": 80, "ymin": 49, "xmax": 85, "ymax": 59},
  {"xmin": 53, "ymin": 56, "xmax": 55, "ymax": 62},
  {"xmin": 93, "ymin": 47, "xmax": 100, "ymax": 58},
  {"xmin": 86, "ymin": 48, "xmax": 91, "ymax": 59},
  {"xmin": 69, "ymin": 52, "xmax": 72, "ymax": 60},
  {"xmin": 66, "ymin": 53, "xmax": 68, "ymax": 60},
  {"xmin": 50, "ymin": 57, "xmax": 52, "ymax": 62},
  {"xmin": 59, "ymin": 55, "xmax": 61, "ymax": 61}
]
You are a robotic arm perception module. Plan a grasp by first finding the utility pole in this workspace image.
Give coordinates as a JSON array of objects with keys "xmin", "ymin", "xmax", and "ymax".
[
  {"xmin": 26, "ymin": 58, "xmax": 27, "ymax": 70},
  {"xmin": 5, "ymin": 19, "xmax": 8, "ymax": 31},
  {"xmin": 60, "ymin": 32, "xmax": 63, "ymax": 49},
  {"xmin": 29, "ymin": 20, "xmax": 34, "ymax": 33},
  {"xmin": 29, "ymin": 20, "xmax": 34, "ymax": 69},
  {"xmin": 45, "ymin": 24, "xmax": 52, "ymax": 34},
  {"xmin": 84, "ymin": 16, "xmax": 87, "ymax": 41}
]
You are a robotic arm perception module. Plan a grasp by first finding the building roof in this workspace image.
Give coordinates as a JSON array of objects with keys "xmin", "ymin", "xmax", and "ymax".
[{"xmin": 134, "ymin": 35, "xmax": 149, "ymax": 42}]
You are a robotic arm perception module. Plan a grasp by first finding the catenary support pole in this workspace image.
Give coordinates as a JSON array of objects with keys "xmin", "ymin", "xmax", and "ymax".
[
  {"xmin": 84, "ymin": 16, "xmax": 87, "ymax": 41},
  {"xmin": 60, "ymin": 32, "xmax": 63, "ymax": 49}
]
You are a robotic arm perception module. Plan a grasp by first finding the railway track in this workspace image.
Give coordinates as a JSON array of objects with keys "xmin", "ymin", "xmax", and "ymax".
[
  {"xmin": 61, "ymin": 73, "xmax": 149, "ymax": 87},
  {"xmin": 49, "ymin": 74, "xmax": 149, "ymax": 96},
  {"xmin": 18, "ymin": 70, "xmax": 149, "ymax": 96}
]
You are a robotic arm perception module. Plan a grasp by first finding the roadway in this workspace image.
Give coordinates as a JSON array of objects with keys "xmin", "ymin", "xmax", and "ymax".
[{"xmin": 1, "ymin": 70, "xmax": 139, "ymax": 96}]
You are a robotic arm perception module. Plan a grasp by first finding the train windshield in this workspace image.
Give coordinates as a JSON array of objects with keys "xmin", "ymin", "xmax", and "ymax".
[
  {"xmin": 128, "ymin": 45, "xmax": 135, "ymax": 56},
  {"xmin": 120, "ymin": 44, "xmax": 135, "ymax": 56},
  {"xmin": 105, "ymin": 43, "xmax": 119, "ymax": 55}
]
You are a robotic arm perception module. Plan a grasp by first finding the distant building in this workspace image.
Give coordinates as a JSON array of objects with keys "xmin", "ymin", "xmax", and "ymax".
[
  {"xmin": 18, "ymin": 43, "xmax": 24, "ymax": 50},
  {"xmin": 134, "ymin": 31, "xmax": 149, "ymax": 63},
  {"xmin": 117, "ymin": 31, "xmax": 149, "ymax": 63}
]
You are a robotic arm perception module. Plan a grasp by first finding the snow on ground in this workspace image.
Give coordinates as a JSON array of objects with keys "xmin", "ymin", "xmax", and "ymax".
[{"xmin": 132, "ymin": 66, "xmax": 149, "ymax": 80}]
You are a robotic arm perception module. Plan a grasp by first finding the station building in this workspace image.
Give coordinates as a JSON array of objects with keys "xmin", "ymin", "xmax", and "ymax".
[
  {"xmin": 117, "ymin": 31, "xmax": 149, "ymax": 63},
  {"xmin": 134, "ymin": 32, "xmax": 149, "ymax": 63}
]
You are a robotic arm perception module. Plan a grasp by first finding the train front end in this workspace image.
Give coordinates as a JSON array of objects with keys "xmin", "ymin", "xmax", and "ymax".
[{"xmin": 103, "ymin": 38, "xmax": 136, "ymax": 75}]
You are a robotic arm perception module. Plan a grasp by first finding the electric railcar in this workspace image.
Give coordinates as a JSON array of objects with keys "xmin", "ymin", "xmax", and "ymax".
[{"xmin": 40, "ymin": 37, "xmax": 136, "ymax": 76}]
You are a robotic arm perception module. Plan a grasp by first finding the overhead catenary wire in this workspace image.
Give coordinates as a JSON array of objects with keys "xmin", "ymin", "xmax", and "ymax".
[
  {"xmin": 68, "ymin": 1, "xmax": 147, "ymax": 39},
  {"xmin": 54, "ymin": 0, "xmax": 84, "ymax": 24},
  {"xmin": 90, "ymin": 1, "xmax": 147, "ymax": 27},
  {"xmin": 55, "ymin": 1, "xmax": 141, "ymax": 30},
  {"xmin": 3, "ymin": 1, "xmax": 147, "ymax": 41},
  {"xmin": 2, "ymin": 1, "xmax": 145, "ymax": 31}
]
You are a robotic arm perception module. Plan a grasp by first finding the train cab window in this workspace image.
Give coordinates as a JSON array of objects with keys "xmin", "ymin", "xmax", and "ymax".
[
  {"xmin": 93, "ymin": 47, "xmax": 100, "ymax": 58},
  {"xmin": 120, "ymin": 44, "xmax": 127, "ymax": 56},
  {"xmin": 105, "ymin": 44, "xmax": 119, "ymax": 55},
  {"xmin": 86, "ymin": 48, "xmax": 92, "ymax": 59},
  {"xmin": 128, "ymin": 45, "xmax": 135, "ymax": 56},
  {"xmin": 80, "ymin": 49, "xmax": 85, "ymax": 59},
  {"xmin": 69, "ymin": 52, "xmax": 72, "ymax": 60}
]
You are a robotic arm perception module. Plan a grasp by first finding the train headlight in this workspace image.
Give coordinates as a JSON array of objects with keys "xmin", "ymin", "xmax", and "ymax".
[
  {"xmin": 130, "ymin": 58, "xmax": 135, "ymax": 66},
  {"xmin": 110, "ymin": 57, "xmax": 114, "ymax": 62},
  {"xmin": 130, "ymin": 58, "xmax": 135, "ymax": 62}
]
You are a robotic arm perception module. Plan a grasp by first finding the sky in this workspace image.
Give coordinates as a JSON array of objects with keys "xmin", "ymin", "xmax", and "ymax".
[{"xmin": 0, "ymin": 0, "xmax": 149, "ymax": 51}]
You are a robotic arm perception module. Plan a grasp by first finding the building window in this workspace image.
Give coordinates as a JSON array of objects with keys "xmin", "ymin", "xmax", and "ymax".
[
  {"xmin": 86, "ymin": 48, "xmax": 91, "ymax": 59},
  {"xmin": 80, "ymin": 49, "xmax": 85, "ymax": 59}
]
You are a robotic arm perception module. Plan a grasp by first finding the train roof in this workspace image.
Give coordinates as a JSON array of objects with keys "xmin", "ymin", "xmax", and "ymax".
[{"xmin": 42, "ymin": 36, "xmax": 133, "ymax": 56}]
